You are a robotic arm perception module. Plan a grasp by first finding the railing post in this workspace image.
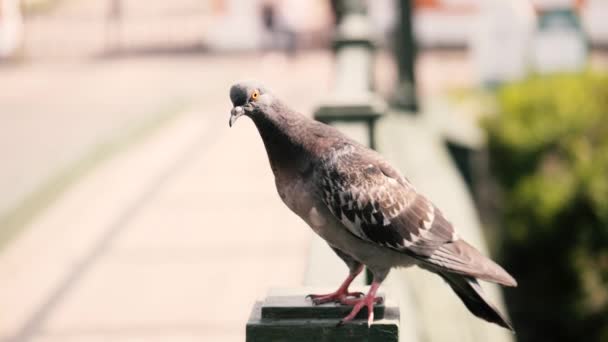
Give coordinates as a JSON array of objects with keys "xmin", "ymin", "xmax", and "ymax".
[
  {"xmin": 246, "ymin": 288, "xmax": 399, "ymax": 342},
  {"xmin": 314, "ymin": 0, "xmax": 386, "ymax": 149}
]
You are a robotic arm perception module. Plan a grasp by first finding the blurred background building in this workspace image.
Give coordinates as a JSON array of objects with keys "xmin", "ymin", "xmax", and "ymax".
[{"xmin": 1, "ymin": 0, "xmax": 608, "ymax": 341}]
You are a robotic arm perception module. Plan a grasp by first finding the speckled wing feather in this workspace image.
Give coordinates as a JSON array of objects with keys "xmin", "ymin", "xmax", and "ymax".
[
  {"xmin": 313, "ymin": 142, "xmax": 517, "ymax": 286},
  {"xmin": 314, "ymin": 143, "xmax": 456, "ymax": 257}
]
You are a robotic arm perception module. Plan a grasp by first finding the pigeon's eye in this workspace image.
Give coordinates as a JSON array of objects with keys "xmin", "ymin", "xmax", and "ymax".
[{"xmin": 251, "ymin": 90, "xmax": 260, "ymax": 101}]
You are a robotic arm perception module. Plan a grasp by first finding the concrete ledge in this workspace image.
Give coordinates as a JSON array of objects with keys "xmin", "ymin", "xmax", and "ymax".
[{"xmin": 375, "ymin": 112, "xmax": 513, "ymax": 342}]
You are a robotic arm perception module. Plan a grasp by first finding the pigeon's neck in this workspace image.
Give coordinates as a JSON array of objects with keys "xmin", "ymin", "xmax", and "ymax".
[{"xmin": 251, "ymin": 105, "xmax": 314, "ymax": 176}]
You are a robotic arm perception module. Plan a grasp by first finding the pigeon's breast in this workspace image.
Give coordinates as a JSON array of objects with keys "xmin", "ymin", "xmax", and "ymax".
[{"xmin": 275, "ymin": 172, "xmax": 314, "ymax": 219}]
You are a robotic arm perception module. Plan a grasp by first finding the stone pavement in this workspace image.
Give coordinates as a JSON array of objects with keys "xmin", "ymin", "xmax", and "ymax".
[
  {"xmin": 0, "ymin": 52, "xmax": 334, "ymax": 342},
  {"xmin": 0, "ymin": 51, "xmax": 333, "ymax": 228}
]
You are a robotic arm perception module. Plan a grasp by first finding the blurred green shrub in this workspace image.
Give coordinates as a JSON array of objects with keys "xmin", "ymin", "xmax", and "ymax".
[{"xmin": 485, "ymin": 72, "xmax": 608, "ymax": 342}]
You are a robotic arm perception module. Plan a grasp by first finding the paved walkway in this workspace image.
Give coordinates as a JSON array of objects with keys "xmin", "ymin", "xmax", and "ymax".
[
  {"xmin": 0, "ymin": 52, "xmax": 334, "ymax": 342},
  {"xmin": 0, "ymin": 51, "xmax": 333, "ymax": 223}
]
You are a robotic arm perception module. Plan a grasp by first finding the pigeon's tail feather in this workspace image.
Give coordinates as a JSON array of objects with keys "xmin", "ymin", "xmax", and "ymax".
[
  {"xmin": 439, "ymin": 271, "xmax": 514, "ymax": 331},
  {"xmin": 427, "ymin": 239, "xmax": 518, "ymax": 287}
]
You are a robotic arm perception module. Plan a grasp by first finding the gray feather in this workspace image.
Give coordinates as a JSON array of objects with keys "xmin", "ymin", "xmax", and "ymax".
[{"xmin": 439, "ymin": 271, "xmax": 514, "ymax": 331}]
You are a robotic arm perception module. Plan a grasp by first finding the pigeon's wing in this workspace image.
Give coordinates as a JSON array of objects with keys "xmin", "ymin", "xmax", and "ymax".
[
  {"xmin": 314, "ymin": 145, "xmax": 455, "ymax": 257},
  {"xmin": 314, "ymin": 144, "xmax": 517, "ymax": 286}
]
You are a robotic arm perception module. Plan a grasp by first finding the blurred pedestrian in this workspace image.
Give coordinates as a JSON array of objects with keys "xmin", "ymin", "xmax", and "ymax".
[
  {"xmin": 329, "ymin": 0, "xmax": 343, "ymax": 25},
  {"xmin": 260, "ymin": 0, "xmax": 297, "ymax": 55},
  {"xmin": 260, "ymin": 0, "xmax": 279, "ymax": 50}
]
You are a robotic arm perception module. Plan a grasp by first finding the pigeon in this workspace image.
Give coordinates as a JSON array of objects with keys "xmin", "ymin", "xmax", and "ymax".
[{"xmin": 229, "ymin": 81, "xmax": 517, "ymax": 330}]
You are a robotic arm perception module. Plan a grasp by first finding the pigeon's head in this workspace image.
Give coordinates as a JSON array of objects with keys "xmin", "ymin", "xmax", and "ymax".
[{"xmin": 229, "ymin": 81, "xmax": 272, "ymax": 127}]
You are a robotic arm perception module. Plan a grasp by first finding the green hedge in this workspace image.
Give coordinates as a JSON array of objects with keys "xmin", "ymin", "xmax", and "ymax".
[{"xmin": 485, "ymin": 72, "xmax": 608, "ymax": 342}]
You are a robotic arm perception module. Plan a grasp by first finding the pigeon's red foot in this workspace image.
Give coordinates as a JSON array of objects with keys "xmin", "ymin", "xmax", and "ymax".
[
  {"xmin": 306, "ymin": 290, "xmax": 364, "ymax": 305},
  {"xmin": 338, "ymin": 281, "xmax": 381, "ymax": 327},
  {"xmin": 306, "ymin": 265, "xmax": 364, "ymax": 305}
]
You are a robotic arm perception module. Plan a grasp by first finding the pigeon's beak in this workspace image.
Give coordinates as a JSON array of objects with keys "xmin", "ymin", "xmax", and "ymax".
[{"xmin": 229, "ymin": 106, "xmax": 244, "ymax": 127}]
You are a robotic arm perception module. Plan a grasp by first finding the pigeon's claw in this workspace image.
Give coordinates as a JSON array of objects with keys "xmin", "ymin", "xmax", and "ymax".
[
  {"xmin": 306, "ymin": 290, "xmax": 364, "ymax": 305},
  {"xmin": 337, "ymin": 293, "xmax": 378, "ymax": 326},
  {"xmin": 337, "ymin": 281, "xmax": 381, "ymax": 328}
]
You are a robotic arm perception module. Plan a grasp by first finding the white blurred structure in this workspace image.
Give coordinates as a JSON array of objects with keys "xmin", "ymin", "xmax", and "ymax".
[
  {"xmin": 532, "ymin": 8, "xmax": 587, "ymax": 74},
  {"xmin": 470, "ymin": 0, "xmax": 535, "ymax": 85},
  {"xmin": 533, "ymin": 0, "xmax": 573, "ymax": 8},
  {"xmin": 581, "ymin": 0, "xmax": 608, "ymax": 45},
  {"xmin": 0, "ymin": 0, "xmax": 23, "ymax": 59},
  {"xmin": 204, "ymin": 0, "xmax": 330, "ymax": 51},
  {"xmin": 414, "ymin": 0, "xmax": 476, "ymax": 49},
  {"xmin": 582, "ymin": 0, "xmax": 608, "ymax": 45},
  {"xmin": 205, "ymin": 0, "xmax": 263, "ymax": 51}
]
